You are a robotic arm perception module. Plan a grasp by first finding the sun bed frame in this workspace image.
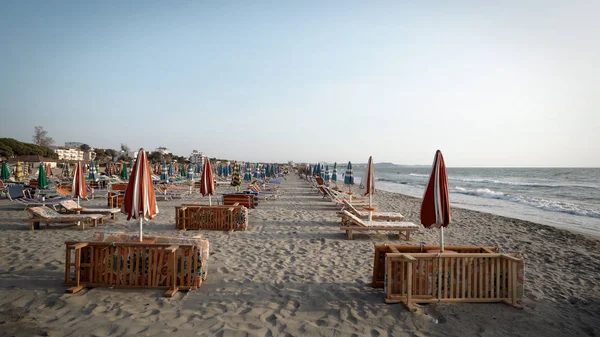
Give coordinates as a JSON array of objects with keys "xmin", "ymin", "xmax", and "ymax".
[
  {"xmin": 339, "ymin": 210, "xmax": 419, "ymax": 240},
  {"xmin": 223, "ymin": 193, "xmax": 257, "ymax": 208},
  {"xmin": 175, "ymin": 203, "xmax": 248, "ymax": 231},
  {"xmin": 59, "ymin": 200, "xmax": 119, "ymax": 220},
  {"xmin": 339, "ymin": 200, "xmax": 404, "ymax": 224},
  {"xmin": 24, "ymin": 206, "xmax": 104, "ymax": 231}
]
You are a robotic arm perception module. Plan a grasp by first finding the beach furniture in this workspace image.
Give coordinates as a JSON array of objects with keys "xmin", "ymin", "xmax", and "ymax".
[
  {"xmin": 0, "ymin": 181, "xmax": 8, "ymax": 198},
  {"xmin": 107, "ymin": 183, "xmax": 127, "ymax": 208},
  {"xmin": 24, "ymin": 206, "xmax": 104, "ymax": 230},
  {"xmin": 376, "ymin": 244, "xmax": 524, "ymax": 310},
  {"xmin": 324, "ymin": 187, "xmax": 371, "ymax": 207},
  {"xmin": 64, "ymin": 232, "xmax": 209, "ymax": 297},
  {"xmin": 223, "ymin": 193, "xmax": 257, "ymax": 208},
  {"xmin": 175, "ymin": 203, "xmax": 248, "ymax": 231},
  {"xmin": 7, "ymin": 185, "xmax": 66, "ymax": 209},
  {"xmin": 339, "ymin": 199, "xmax": 404, "ymax": 223},
  {"xmin": 339, "ymin": 210, "xmax": 419, "ymax": 240},
  {"xmin": 58, "ymin": 200, "xmax": 120, "ymax": 220}
]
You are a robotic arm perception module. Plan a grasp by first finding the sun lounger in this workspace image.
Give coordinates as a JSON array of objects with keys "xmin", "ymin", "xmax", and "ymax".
[
  {"xmin": 223, "ymin": 193, "xmax": 257, "ymax": 208},
  {"xmin": 339, "ymin": 210, "xmax": 419, "ymax": 240},
  {"xmin": 7, "ymin": 185, "xmax": 66, "ymax": 209},
  {"xmin": 59, "ymin": 200, "xmax": 120, "ymax": 220},
  {"xmin": 24, "ymin": 206, "xmax": 104, "ymax": 230},
  {"xmin": 339, "ymin": 200, "xmax": 404, "ymax": 223}
]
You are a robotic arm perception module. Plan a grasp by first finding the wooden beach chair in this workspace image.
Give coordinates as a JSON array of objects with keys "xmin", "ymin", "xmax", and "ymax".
[
  {"xmin": 7, "ymin": 185, "xmax": 66, "ymax": 210},
  {"xmin": 339, "ymin": 210, "xmax": 419, "ymax": 240},
  {"xmin": 339, "ymin": 199, "xmax": 404, "ymax": 224},
  {"xmin": 24, "ymin": 206, "xmax": 104, "ymax": 231},
  {"xmin": 223, "ymin": 193, "xmax": 257, "ymax": 208},
  {"xmin": 58, "ymin": 200, "xmax": 120, "ymax": 220}
]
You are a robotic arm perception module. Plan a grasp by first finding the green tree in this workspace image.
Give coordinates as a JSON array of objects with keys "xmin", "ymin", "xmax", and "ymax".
[{"xmin": 79, "ymin": 144, "xmax": 91, "ymax": 151}]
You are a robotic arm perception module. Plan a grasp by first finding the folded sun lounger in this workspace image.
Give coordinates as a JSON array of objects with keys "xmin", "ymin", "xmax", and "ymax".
[
  {"xmin": 339, "ymin": 199, "xmax": 404, "ymax": 223},
  {"xmin": 59, "ymin": 200, "xmax": 120, "ymax": 220},
  {"xmin": 24, "ymin": 206, "xmax": 105, "ymax": 231}
]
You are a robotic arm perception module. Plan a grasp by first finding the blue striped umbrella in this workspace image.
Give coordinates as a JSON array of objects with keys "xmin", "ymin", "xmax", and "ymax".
[
  {"xmin": 218, "ymin": 164, "xmax": 223, "ymax": 176},
  {"xmin": 244, "ymin": 162, "xmax": 252, "ymax": 182},
  {"xmin": 332, "ymin": 162, "xmax": 338, "ymax": 182},
  {"xmin": 228, "ymin": 165, "xmax": 232, "ymax": 175},
  {"xmin": 324, "ymin": 164, "xmax": 330, "ymax": 182},
  {"xmin": 223, "ymin": 164, "xmax": 229, "ymax": 177},
  {"xmin": 253, "ymin": 164, "xmax": 259, "ymax": 179},
  {"xmin": 344, "ymin": 161, "xmax": 354, "ymax": 185},
  {"xmin": 89, "ymin": 161, "xmax": 99, "ymax": 181},
  {"xmin": 168, "ymin": 163, "xmax": 174, "ymax": 176},
  {"xmin": 160, "ymin": 161, "xmax": 169, "ymax": 182},
  {"xmin": 196, "ymin": 163, "xmax": 202, "ymax": 174},
  {"xmin": 188, "ymin": 163, "xmax": 195, "ymax": 180},
  {"xmin": 308, "ymin": 164, "xmax": 313, "ymax": 176}
]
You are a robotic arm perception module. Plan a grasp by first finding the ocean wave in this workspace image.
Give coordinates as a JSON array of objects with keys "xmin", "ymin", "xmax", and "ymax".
[
  {"xmin": 454, "ymin": 186, "xmax": 600, "ymax": 219},
  {"xmin": 408, "ymin": 173, "xmax": 599, "ymax": 190}
]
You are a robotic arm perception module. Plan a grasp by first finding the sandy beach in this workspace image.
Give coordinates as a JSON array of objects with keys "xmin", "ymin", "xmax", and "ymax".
[{"xmin": 0, "ymin": 174, "xmax": 599, "ymax": 337}]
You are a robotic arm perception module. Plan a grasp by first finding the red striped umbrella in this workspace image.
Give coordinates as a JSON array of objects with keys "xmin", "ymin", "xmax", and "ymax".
[
  {"xmin": 46, "ymin": 163, "xmax": 53, "ymax": 177},
  {"xmin": 200, "ymin": 158, "xmax": 216, "ymax": 205},
  {"xmin": 420, "ymin": 150, "xmax": 451, "ymax": 251},
  {"xmin": 122, "ymin": 149, "xmax": 159, "ymax": 242},
  {"xmin": 72, "ymin": 161, "xmax": 88, "ymax": 207},
  {"xmin": 360, "ymin": 156, "xmax": 376, "ymax": 221}
]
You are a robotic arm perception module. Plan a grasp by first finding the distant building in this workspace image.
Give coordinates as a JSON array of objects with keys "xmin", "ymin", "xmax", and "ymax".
[
  {"xmin": 155, "ymin": 146, "xmax": 171, "ymax": 155},
  {"xmin": 190, "ymin": 150, "xmax": 206, "ymax": 165},
  {"xmin": 54, "ymin": 147, "xmax": 84, "ymax": 161},
  {"xmin": 115, "ymin": 150, "xmax": 138, "ymax": 161}
]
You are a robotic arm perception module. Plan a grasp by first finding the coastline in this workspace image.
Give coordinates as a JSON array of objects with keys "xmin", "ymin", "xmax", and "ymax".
[{"xmin": 0, "ymin": 175, "xmax": 598, "ymax": 336}]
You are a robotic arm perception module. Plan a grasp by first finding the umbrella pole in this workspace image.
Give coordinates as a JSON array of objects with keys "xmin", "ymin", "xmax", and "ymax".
[
  {"xmin": 140, "ymin": 218, "xmax": 143, "ymax": 242},
  {"xmin": 208, "ymin": 195, "xmax": 212, "ymax": 206},
  {"xmin": 440, "ymin": 227, "xmax": 444, "ymax": 252}
]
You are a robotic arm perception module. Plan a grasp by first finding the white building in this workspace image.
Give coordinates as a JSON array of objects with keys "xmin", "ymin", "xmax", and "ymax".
[
  {"xmin": 54, "ymin": 147, "xmax": 84, "ymax": 161},
  {"xmin": 155, "ymin": 146, "xmax": 171, "ymax": 155},
  {"xmin": 190, "ymin": 150, "xmax": 206, "ymax": 165}
]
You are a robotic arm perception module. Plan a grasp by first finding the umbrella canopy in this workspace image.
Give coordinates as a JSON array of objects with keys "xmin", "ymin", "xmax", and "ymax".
[
  {"xmin": 228, "ymin": 165, "xmax": 232, "ymax": 175},
  {"xmin": 360, "ymin": 156, "xmax": 375, "ymax": 197},
  {"xmin": 168, "ymin": 163, "xmax": 174, "ymax": 176},
  {"xmin": 62, "ymin": 163, "xmax": 70, "ymax": 177},
  {"xmin": 45, "ymin": 163, "xmax": 53, "ymax": 177},
  {"xmin": 324, "ymin": 164, "xmax": 330, "ymax": 182},
  {"xmin": 37, "ymin": 162, "xmax": 48, "ymax": 189},
  {"xmin": 332, "ymin": 162, "xmax": 338, "ymax": 182},
  {"xmin": 420, "ymin": 150, "xmax": 451, "ymax": 251},
  {"xmin": 120, "ymin": 163, "xmax": 129, "ymax": 180},
  {"xmin": 244, "ymin": 163, "xmax": 252, "ymax": 182},
  {"xmin": 89, "ymin": 161, "xmax": 99, "ymax": 181},
  {"xmin": 122, "ymin": 149, "xmax": 159, "ymax": 241},
  {"xmin": 223, "ymin": 164, "xmax": 229, "ymax": 177},
  {"xmin": 218, "ymin": 164, "xmax": 223, "ymax": 176},
  {"xmin": 72, "ymin": 161, "xmax": 88, "ymax": 206},
  {"xmin": 14, "ymin": 161, "xmax": 24, "ymax": 182},
  {"xmin": 344, "ymin": 161, "xmax": 354, "ymax": 185},
  {"xmin": 1, "ymin": 162, "xmax": 10, "ymax": 180},
  {"xmin": 129, "ymin": 160, "xmax": 135, "ymax": 175},
  {"xmin": 200, "ymin": 158, "xmax": 216, "ymax": 204},
  {"xmin": 231, "ymin": 162, "xmax": 241, "ymax": 186},
  {"xmin": 160, "ymin": 161, "xmax": 169, "ymax": 182},
  {"xmin": 308, "ymin": 165, "xmax": 313, "ymax": 176},
  {"xmin": 188, "ymin": 164, "xmax": 195, "ymax": 180},
  {"xmin": 180, "ymin": 164, "xmax": 187, "ymax": 177}
]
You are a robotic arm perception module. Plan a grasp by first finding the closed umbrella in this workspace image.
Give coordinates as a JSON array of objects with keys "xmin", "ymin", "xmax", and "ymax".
[
  {"xmin": 38, "ymin": 162, "xmax": 48, "ymax": 189},
  {"xmin": 359, "ymin": 156, "xmax": 376, "ymax": 221},
  {"xmin": 223, "ymin": 164, "xmax": 229, "ymax": 178},
  {"xmin": 228, "ymin": 165, "xmax": 232, "ymax": 176},
  {"xmin": 218, "ymin": 164, "xmax": 223, "ymax": 177},
  {"xmin": 46, "ymin": 163, "xmax": 53, "ymax": 177},
  {"xmin": 122, "ymin": 149, "xmax": 159, "ymax": 242},
  {"xmin": 1, "ymin": 162, "xmax": 10, "ymax": 180},
  {"xmin": 244, "ymin": 163, "xmax": 252, "ymax": 182},
  {"xmin": 231, "ymin": 161, "xmax": 241, "ymax": 190},
  {"xmin": 129, "ymin": 160, "xmax": 135, "ymax": 176},
  {"xmin": 308, "ymin": 165, "xmax": 313, "ymax": 177},
  {"xmin": 324, "ymin": 164, "xmax": 330, "ymax": 182},
  {"xmin": 200, "ymin": 157, "xmax": 216, "ymax": 205},
  {"xmin": 160, "ymin": 161, "xmax": 169, "ymax": 182},
  {"xmin": 89, "ymin": 161, "xmax": 99, "ymax": 182},
  {"xmin": 168, "ymin": 163, "xmax": 174, "ymax": 176},
  {"xmin": 180, "ymin": 164, "xmax": 187, "ymax": 177},
  {"xmin": 72, "ymin": 161, "xmax": 88, "ymax": 207},
  {"xmin": 188, "ymin": 163, "xmax": 195, "ymax": 180},
  {"xmin": 332, "ymin": 162, "xmax": 338, "ymax": 183},
  {"xmin": 344, "ymin": 161, "xmax": 354, "ymax": 193},
  {"xmin": 120, "ymin": 163, "xmax": 129, "ymax": 180},
  {"xmin": 421, "ymin": 150, "xmax": 451, "ymax": 252},
  {"xmin": 62, "ymin": 162, "xmax": 70, "ymax": 178},
  {"xmin": 14, "ymin": 161, "xmax": 24, "ymax": 182}
]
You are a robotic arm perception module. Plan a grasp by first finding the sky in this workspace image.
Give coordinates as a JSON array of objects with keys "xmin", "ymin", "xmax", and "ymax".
[{"xmin": 0, "ymin": 0, "xmax": 598, "ymax": 167}]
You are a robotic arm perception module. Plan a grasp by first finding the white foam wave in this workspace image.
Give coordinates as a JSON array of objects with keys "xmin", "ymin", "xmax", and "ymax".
[
  {"xmin": 454, "ymin": 186, "xmax": 600, "ymax": 219},
  {"xmin": 408, "ymin": 173, "xmax": 598, "ymax": 189}
]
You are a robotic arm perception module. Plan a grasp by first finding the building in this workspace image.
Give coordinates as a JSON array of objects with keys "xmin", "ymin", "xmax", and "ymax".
[
  {"xmin": 53, "ymin": 147, "xmax": 84, "ymax": 161},
  {"xmin": 190, "ymin": 150, "xmax": 206, "ymax": 165},
  {"xmin": 155, "ymin": 146, "xmax": 171, "ymax": 155}
]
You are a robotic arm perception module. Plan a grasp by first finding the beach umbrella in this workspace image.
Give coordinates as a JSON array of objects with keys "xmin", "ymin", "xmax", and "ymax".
[
  {"xmin": 200, "ymin": 157, "xmax": 216, "ymax": 205},
  {"xmin": 14, "ymin": 161, "xmax": 24, "ymax": 182},
  {"xmin": 89, "ymin": 161, "xmax": 99, "ymax": 182},
  {"xmin": 196, "ymin": 163, "xmax": 202, "ymax": 174},
  {"xmin": 45, "ymin": 163, "xmax": 53, "ymax": 177},
  {"xmin": 308, "ymin": 165, "xmax": 313, "ymax": 177},
  {"xmin": 1, "ymin": 162, "xmax": 10, "ymax": 180},
  {"xmin": 122, "ymin": 149, "xmax": 159, "ymax": 242},
  {"xmin": 188, "ymin": 163, "xmax": 195, "ymax": 180},
  {"xmin": 223, "ymin": 164, "xmax": 229, "ymax": 178},
  {"xmin": 37, "ymin": 163, "xmax": 48, "ymax": 189},
  {"xmin": 359, "ymin": 156, "xmax": 376, "ymax": 221},
  {"xmin": 217, "ymin": 164, "xmax": 222, "ymax": 176},
  {"xmin": 168, "ymin": 163, "xmax": 174, "ymax": 176},
  {"xmin": 332, "ymin": 162, "xmax": 338, "ymax": 183},
  {"xmin": 421, "ymin": 150, "xmax": 451, "ymax": 252},
  {"xmin": 231, "ymin": 161, "xmax": 241, "ymax": 189},
  {"xmin": 72, "ymin": 161, "xmax": 88, "ymax": 207},
  {"xmin": 160, "ymin": 161, "xmax": 169, "ymax": 182},
  {"xmin": 228, "ymin": 165, "xmax": 232, "ymax": 176},
  {"xmin": 120, "ymin": 163, "xmax": 129, "ymax": 180},
  {"xmin": 62, "ymin": 162, "xmax": 70, "ymax": 177},
  {"xmin": 244, "ymin": 163, "xmax": 253, "ymax": 182},
  {"xmin": 324, "ymin": 164, "xmax": 330, "ymax": 182},
  {"xmin": 344, "ymin": 161, "xmax": 354, "ymax": 193},
  {"xmin": 180, "ymin": 164, "xmax": 186, "ymax": 177}
]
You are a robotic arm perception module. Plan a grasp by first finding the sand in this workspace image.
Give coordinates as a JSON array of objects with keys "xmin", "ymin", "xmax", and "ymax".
[{"xmin": 0, "ymin": 174, "xmax": 599, "ymax": 337}]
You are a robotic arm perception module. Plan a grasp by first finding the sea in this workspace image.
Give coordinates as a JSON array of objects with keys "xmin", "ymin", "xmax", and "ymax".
[{"xmin": 349, "ymin": 166, "xmax": 600, "ymax": 237}]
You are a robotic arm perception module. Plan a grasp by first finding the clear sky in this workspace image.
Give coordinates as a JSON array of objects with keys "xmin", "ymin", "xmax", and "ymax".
[{"xmin": 1, "ymin": 1, "xmax": 598, "ymax": 167}]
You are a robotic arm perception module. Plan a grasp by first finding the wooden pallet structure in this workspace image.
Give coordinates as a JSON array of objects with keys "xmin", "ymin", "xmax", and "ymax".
[
  {"xmin": 175, "ymin": 203, "xmax": 248, "ymax": 231},
  {"xmin": 222, "ymin": 194, "xmax": 257, "ymax": 208},
  {"xmin": 372, "ymin": 244, "xmax": 524, "ymax": 311}
]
